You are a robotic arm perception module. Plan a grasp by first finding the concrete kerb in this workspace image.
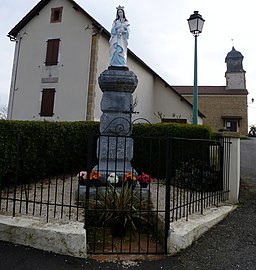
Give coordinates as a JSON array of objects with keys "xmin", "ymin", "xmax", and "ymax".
[
  {"xmin": 0, "ymin": 204, "xmax": 236, "ymax": 259},
  {"xmin": 0, "ymin": 214, "xmax": 86, "ymax": 258},
  {"xmin": 167, "ymin": 204, "xmax": 236, "ymax": 255}
]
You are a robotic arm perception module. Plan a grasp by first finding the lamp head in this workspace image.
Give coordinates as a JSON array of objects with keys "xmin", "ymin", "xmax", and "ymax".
[{"xmin": 188, "ymin": 11, "xmax": 205, "ymax": 37}]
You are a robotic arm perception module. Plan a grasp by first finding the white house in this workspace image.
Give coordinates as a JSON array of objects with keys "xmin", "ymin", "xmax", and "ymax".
[{"xmin": 7, "ymin": 0, "xmax": 204, "ymax": 124}]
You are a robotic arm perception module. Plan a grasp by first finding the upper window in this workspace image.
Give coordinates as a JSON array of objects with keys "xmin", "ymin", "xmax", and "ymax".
[
  {"xmin": 45, "ymin": 39, "xmax": 60, "ymax": 66},
  {"xmin": 50, "ymin": 7, "xmax": 63, "ymax": 23}
]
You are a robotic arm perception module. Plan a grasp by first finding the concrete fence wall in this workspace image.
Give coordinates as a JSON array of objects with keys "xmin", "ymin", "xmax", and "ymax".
[{"xmin": 223, "ymin": 132, "xmax": 240, "ymax": 203}]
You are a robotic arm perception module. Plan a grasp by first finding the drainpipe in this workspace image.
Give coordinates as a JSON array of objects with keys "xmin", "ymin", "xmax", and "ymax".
[{"xmin": 7, "ymin": 34, "xmax": 22, "ymax": 120}]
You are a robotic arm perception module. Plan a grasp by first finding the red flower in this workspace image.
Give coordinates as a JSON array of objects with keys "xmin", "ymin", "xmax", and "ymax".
[{"xmin": 137, "ymin": 172, "xmax": 152, "ymax": 184}]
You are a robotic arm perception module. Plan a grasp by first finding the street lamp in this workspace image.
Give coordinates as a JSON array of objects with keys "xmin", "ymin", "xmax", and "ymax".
[{"xmin": 187, "ymin": 11, "xmax": 205, "ymax": 124}]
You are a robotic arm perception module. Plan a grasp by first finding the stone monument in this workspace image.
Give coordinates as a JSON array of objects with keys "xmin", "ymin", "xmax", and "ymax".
[{"xmin": 93, "ymin": 5, "xmax": 138, "ymax": 185}]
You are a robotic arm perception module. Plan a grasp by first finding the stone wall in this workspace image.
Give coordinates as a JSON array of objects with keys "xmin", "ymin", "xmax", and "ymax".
[{"xmin": 184, "ymin": 95, "xmax": 248, "ymax": 135}]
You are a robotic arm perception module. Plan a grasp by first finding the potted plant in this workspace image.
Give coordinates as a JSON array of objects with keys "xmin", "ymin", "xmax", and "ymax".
[
  {"xmin": 88, "ymin": 170, "xmax": 102, "ymax": 186},
  {"xmin": 93, "ymin": 183, "xmax": 147, "ymax": 237},
  {"xmin": 249, "ymin": 125, "xmax": 256, "ymax": 137},
  {"xmin": 107, "ymin": 172, "xmax": 120, "ymax": 186},
  {"xmin": 123, "ymin": 171, "xmax": 137, "ymax": 188},
  {"xmin": 77, "ymin": 170, "xmax": 102, "ymax": 186},
  {"xmin": 77, "ymin": 171, "xmax": 87, "ymax": 185},
  {"xmin": 137, "ymin": 172, "xmax": 152, "ymax": 188}
]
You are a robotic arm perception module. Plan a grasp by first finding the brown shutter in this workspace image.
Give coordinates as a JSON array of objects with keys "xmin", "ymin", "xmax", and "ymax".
[
  {"xmin": 50, "ymin": 7, "xmax": 63, "ymax": 23},
  {"xmin": 40, "ymin": 89, "xmax": 55, "ymax": 116},
  {"xmin": 45, "ymin": 39, "xmax": 60, "ymax": 66}
]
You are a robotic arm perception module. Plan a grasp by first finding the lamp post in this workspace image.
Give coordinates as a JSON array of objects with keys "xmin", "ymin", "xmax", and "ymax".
[{"xmin": 187, "ymin": 11, "xmax": 205, "ymax": 124}]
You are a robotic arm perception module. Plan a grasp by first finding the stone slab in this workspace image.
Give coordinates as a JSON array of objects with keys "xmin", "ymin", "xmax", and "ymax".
[
  {"xmin": 98, "ymin": 69, "xmax": 138, "ymax": 93},
  {"xmin": 101, "ymin": 91, "xmax": 132, "ymax": 112},
  {"xmin": 168, "ymin": 204, "xmax": 236, "ymax": 254},
  {"xmin": 0, "ymin": 214, "xmax": 86, "ymax": 258}
]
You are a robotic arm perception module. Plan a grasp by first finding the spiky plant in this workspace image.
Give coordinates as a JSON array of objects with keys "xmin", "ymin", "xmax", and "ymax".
[{"xmin": 93, "ymin": 184, "xmax": 147, "ymax": 232}]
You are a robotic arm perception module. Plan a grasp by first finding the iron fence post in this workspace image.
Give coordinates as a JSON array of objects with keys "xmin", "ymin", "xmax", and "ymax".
[
  {"xmin": 84, "ymin": 131, "xmax": 94, "ymax": 230},
  {"xmin": 164, "ymin": 137, "xmax": 172, "ymax": 253},
  {"xmin": 13, "ymin": 130, "xmax": 21, "ymax": 217}
]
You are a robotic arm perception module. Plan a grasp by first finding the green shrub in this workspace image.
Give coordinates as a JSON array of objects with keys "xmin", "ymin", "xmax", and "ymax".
[
  {"xmin": 132, "ymin": 123, "xmax": 213, "ymax": 178},
  {"xmin": 132, "ymin": 122, "xmax": 213, "ymax": 139},
  {"xmin": 0, "ymin": 120, "xmax": 213, "ymax": 186},
  {"xmin": 0, "ymin": 120, "xmax": 99, "ymax": 186},
  {"xmin": 174, "ymin": 158, "xmax": 223, "ymax": 191}
]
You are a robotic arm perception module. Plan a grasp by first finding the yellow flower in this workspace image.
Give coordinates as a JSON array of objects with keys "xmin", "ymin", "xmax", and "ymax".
[
  {"xmin": 123, "ymin": 172, "xmax": 137, "ymax": 182},
  {"xmin": 90, "ymin": 170, "xmax": 102, "ymax": 180}
]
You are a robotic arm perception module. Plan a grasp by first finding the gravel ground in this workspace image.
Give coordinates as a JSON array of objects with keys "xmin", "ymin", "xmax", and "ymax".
[
  {"xmin": 0, "ymin": 193, "xmax": 255, "ymax": 270},
  {"xmin": 0, "ymin": 176, "xmax": 84, "ymax": 222},
  {"xmin": 0, "ymin": 177, "xmax": 222, "ymax": 224}
]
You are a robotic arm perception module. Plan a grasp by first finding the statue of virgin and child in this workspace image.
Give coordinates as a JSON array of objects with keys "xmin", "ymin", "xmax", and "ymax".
[{"xmin": 109, "ymin": 6, "xmax": 130, "ymax": 67}]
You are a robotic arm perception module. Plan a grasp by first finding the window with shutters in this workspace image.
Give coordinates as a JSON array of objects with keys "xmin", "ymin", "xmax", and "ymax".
[
  {"xmin": 40, "ymin": 89, "xmax": 55, "ymax": 117},
  {"xmin": 45, "ymin": 39, "xmax": 60, "ymax": 66},
  {"xmin": 50, "ymin": 7, "xmax": 63, "ymax": 23}
]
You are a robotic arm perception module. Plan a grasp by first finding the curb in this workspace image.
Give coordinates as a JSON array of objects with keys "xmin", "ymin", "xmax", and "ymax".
[
  {"xmin": 168, "ymin": 204, "xmax": 236, "ymax": 254},
  {"xmin": 0, "ymin": 214, "xmax": 86, "ymax": 258},
  {"xmin": 0, "ymin": 204, "xmax": 236, "ymax": 259}
]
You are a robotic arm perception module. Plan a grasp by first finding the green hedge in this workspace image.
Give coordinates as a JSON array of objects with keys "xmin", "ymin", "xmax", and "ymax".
[
  {"xmin": 132, "ymin": 122, "xmax": 213, "ymax": 139},
  {"xmin": 0, "ymin": 120, "xmax": 99, "ymax": 186},
  {"xmin": 0, "ymin": 120, "xmax": 213, "ymax": 185},
  {"xmin": 132, "ymin": 123, "xmax": 213, "ymax": 178}
]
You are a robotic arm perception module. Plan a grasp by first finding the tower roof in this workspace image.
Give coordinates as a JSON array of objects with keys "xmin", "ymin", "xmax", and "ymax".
[
  {"xmin": 225, "ymin": 46, "xmax": 243, "ymax": 62},
  {"xmin": 225, "ymin": 46, "xmax": 245, "ymax": 73}
]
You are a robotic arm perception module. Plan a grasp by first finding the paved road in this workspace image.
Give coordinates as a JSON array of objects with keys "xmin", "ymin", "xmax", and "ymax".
[
  {"xmin": 240, "ymin": 137, "xmax": 256, "ymax": 199},
  {"xmin": 240, "ymin": 137, "xmax": 256, "ymax": 180},
  {"xmin": 0, "ymin": 137, "xmax": 255, "ymax": 269}
]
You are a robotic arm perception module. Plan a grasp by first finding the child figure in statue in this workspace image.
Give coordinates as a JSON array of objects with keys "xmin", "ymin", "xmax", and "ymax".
[{"xmin": 109, "ymin": 6, "xmax": 130, "ymax": 67}]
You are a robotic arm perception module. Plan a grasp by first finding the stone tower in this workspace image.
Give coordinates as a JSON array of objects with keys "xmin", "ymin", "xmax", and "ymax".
[{"xmin": 225, "ymin": 46, "xmax": 246, "ymax": 90}]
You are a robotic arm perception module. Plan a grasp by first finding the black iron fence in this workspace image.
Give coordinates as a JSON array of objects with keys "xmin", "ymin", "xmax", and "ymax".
[{"xmin": 0, "ymin": 130, "xmax": 231, "ymax": 254}]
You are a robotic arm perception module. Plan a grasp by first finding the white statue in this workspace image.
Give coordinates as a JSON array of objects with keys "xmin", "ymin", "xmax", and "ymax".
[{"xmin": 109, "ymin": 6, "xmax": 130, "ymax": 67}]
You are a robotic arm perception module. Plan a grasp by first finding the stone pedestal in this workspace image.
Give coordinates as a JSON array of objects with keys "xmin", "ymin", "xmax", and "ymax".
[{"xmin": 93, "ymin": 67, "xmax": 138, "ymax": 183}]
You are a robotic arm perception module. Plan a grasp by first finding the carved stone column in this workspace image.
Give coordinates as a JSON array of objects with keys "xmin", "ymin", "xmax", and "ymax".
[{"xmin": 93, "ymin": 67, "xmax": 138, "ymax": 182}]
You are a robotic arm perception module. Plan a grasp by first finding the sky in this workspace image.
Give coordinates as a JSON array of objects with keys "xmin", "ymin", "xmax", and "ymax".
[{"xmin": 0, "ymin": 0, "xmax": 255, "ymax": 127}]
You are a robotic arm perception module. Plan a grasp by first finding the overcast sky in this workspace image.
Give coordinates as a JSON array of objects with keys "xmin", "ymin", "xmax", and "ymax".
[{"xmin": 1, "ymin": 0, "xmax": 255, "ymax": 126}]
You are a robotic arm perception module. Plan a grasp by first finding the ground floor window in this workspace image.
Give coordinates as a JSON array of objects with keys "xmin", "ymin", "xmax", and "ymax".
[
  {"xmin": 40, "ymin": 88, "xmax": 55, "ymax": 117},
  {"xmin": 225, "ymin": 120, "xmax": 237, "ymax": 132},
  {"xmin": 222, "ymin": 116, "xmax": 242, "ymax": 132}
]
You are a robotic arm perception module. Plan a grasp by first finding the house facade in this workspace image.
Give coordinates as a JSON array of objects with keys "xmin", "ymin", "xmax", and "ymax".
[
  {"xmin": 7, "ymin": 0, "xmax": 202, "ymax": 124},
  {"xmin": 173, "ymin": 47, "xmax": 248, "ymax": 135}
]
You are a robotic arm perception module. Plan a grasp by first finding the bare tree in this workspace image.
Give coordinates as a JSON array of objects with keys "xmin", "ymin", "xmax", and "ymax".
[
  {"xmin": 0, "ymin": 104, "xmax": 7, "ymax": 120},
  {"xmin": 154, "ymin": 111, "xmax": 165, "ymax": 121}
]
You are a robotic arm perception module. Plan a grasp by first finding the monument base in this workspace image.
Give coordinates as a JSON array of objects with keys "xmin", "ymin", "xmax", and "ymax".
[{"xmin": 89, "ymin": 67, "xmax": 138, "ymax": 186}]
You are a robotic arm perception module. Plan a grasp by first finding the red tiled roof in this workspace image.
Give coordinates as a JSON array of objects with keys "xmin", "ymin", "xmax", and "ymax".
[{"xmin": 173, "ymin": 86, "xmax": 248, "ymax": 95}]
